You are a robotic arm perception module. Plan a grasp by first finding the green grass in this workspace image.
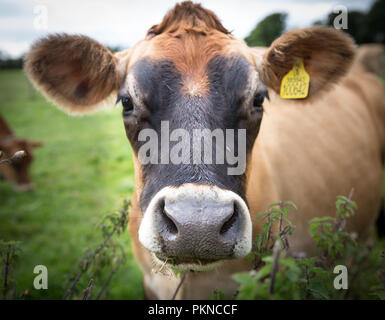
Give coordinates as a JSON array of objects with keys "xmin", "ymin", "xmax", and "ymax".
[{"xmin": 0, "ymin": 70, "xmax": 143, "ymax": 299}]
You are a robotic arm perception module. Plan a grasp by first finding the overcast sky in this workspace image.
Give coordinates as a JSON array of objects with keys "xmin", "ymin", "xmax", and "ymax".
[{"xmin": 0, "ymin": 0, "xmax": 375, "ymax": 57}]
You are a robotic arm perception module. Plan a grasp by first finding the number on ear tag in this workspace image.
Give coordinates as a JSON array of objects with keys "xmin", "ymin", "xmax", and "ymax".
[{"xmin": 280, "ymin": 58, "xmax": 310, "ymax": 99}]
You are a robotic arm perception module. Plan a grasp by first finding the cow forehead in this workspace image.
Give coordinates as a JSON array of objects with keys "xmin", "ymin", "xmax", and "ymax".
[
  {"xmin": 120, "ymin": 34, "xmax": 258, "ymax": 100},
  {"xmin": 148, "ymin": 32, "xmax": 250, "ymax": 70},
  {"xmin": 123, "ymin": 32, "xmax": 257, "ymax": 95}
]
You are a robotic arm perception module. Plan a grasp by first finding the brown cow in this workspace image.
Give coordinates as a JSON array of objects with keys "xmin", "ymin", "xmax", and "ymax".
[
  {"xmin": 355, "ymin": 43, "xmax": 385, "ymax": 74},
  {"xmin": 24, "ymin": 2, "xmax": 385, "ymax": 299},
  {"xmin": 0, "ymin": 115, "xmax": 41, "ymax": 191}
]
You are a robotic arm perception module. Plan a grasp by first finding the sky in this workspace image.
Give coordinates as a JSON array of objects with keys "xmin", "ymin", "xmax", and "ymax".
[{"xmin": 0, "ymin": 0, "xmax": 375, "ymax": 57}]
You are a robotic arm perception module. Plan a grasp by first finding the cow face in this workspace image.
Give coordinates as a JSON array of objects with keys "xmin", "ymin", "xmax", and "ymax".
[
  {"xmin": 117, "ymin": 36, "xmax": 269, "ymax": 268},
  {"xmin": 24, "ymin": 2, "xmax": 354, "ymax": 271},
  {"xmin": 0, "ymin": 137, "xmax": 41, "ymax": 191}
]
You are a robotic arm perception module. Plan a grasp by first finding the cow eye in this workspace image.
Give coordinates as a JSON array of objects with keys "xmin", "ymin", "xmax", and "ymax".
[
  {"xmin": 117, "ymin": 95, "xmax": 134, "ymax": 115},
  {"xmin": 253, "ymin": 90, "xmax": 269, "ymax": 113}
]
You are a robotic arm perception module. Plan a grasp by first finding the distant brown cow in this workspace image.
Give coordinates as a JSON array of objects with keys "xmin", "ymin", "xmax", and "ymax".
[
  {"xmin": 0, "ymin": 115, "xmax": 41, "ymax": 191},
  {"xmin": 355, "ymin": 43, "xmax": 385, "ymax": 74},
  {"xmin": 24, "ymin": 1, "xmax": 385, "ymax": 299}
]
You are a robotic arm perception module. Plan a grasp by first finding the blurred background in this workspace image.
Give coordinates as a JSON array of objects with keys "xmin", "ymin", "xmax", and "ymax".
[{"xmin": 0, "ymin": 0, "xmax": 384, "ymax": 299}]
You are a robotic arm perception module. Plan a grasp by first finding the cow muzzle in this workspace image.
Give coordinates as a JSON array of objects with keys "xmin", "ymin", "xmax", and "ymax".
[{"xmin": 138, "ymin": 184, "xmax": 252, "ymax": 270}]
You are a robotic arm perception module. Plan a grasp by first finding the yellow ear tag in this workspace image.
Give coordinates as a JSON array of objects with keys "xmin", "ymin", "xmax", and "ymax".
[{"xmin": 280, "ymin": 58, "xmax": 310, "ymax": 99}]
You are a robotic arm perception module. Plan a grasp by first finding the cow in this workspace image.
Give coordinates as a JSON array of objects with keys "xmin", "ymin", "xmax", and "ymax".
[
  {"xmin": 0, "ymin": 115, "xmax": 42, "ymax": 191},
  {"xmin": 24, "ymin": 1, "xmax": 385, "ymax": 299},
  {"xmin": 355, "ymin": 43, "xmax": 385, "ymax": 75}
]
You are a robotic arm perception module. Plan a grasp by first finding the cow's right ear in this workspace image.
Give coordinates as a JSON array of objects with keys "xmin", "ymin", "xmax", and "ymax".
[{"xmin": 24, "ymin": 34, "xmax": 127, "ymax": 114}]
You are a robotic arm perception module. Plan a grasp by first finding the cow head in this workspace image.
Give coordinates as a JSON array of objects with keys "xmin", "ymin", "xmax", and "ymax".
[
  {"xmin": 0, "ymin": 136, "xmax": 42, "ymax": 191},
  {"xmin": 24, "ymin": 1, "xmax": 355, "ymax": 270}
]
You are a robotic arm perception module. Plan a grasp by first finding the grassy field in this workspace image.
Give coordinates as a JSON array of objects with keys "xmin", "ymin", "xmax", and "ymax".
[{"xmin": 0, "ymin": 70, "xmax": 143, "ymax": 299}]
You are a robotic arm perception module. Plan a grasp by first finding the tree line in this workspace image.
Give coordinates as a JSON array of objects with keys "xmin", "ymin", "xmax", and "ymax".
[{"xmin": 245, "ymin": 0, "xmax": 385, "ymax": 47}]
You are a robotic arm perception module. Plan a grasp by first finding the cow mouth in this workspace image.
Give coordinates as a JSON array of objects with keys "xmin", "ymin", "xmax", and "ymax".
[{"xmin": 153, "ymin": 254, "xmax": 224, "ymax": 272}]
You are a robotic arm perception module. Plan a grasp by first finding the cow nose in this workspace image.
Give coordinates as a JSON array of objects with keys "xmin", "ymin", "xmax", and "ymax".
[
  {"xmin": 160, "ymin": 197, "xmax": 240, "ymax": 259},
  {"xmin": 139, "ymin": 184, "xmax": 252, "ymax": 262}
]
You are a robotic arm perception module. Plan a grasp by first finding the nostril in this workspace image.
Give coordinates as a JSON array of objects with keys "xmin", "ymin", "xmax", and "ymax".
[
  {"xmin": 160, "ymin": 201, "xmax": 178, "ymax": 235},
  {"xmin": 220, "ymin": 205, "xmax": 238, "ymax": 235}
]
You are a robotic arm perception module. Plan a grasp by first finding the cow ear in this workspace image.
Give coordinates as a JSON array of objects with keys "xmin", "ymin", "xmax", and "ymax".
[
  {"xmin": 256, "ymin": 26, "xmax": 356, "ymax": 99},
  {"xmin": 24, "ymin": 34, "xmax": 126, "ymax": 114}
]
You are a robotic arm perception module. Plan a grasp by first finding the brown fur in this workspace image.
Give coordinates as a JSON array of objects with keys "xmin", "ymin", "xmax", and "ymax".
[
  {"xmin": 24, "ymin": 34, "xmax": 125, "ymax": 113},
  {"xmin": 355, "ymin": 43, "xmax": 385, "ymax": 74},
  {"xmin": 147, "ymin": 1, "xmax": 230, "ymax": 37}
]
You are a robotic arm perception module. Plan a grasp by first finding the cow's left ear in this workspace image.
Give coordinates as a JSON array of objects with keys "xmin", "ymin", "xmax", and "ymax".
[
  {"xmin": 255, "ymin": 26, "xmax": 356, "ymax": 99},
  {"xmin": 24, "ymin": 34, "xmax": 127, "ymax": 114}
]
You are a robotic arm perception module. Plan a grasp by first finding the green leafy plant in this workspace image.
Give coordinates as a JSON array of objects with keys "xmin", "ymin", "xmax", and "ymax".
[
  {"xmin": 211, "ymin": 288, "xmax": 226, "ymax": 300},
  {"xmin": 231, "ymin": 191, "xmax": 385, "ymax": 300},
  {"xmin": 62, "ymin": 198, "xmax": 130, "ymax": 300},
  {"xmin": 249, "ymin": 201, "xmax": 296, "ymax": 270},
  {"xmin": 0, "ymin": 240, "xmax": 22, "ymax": 299},
  {"xmin": 309, "ymin": 192, "xmax": 357, "ymax": 260}
]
